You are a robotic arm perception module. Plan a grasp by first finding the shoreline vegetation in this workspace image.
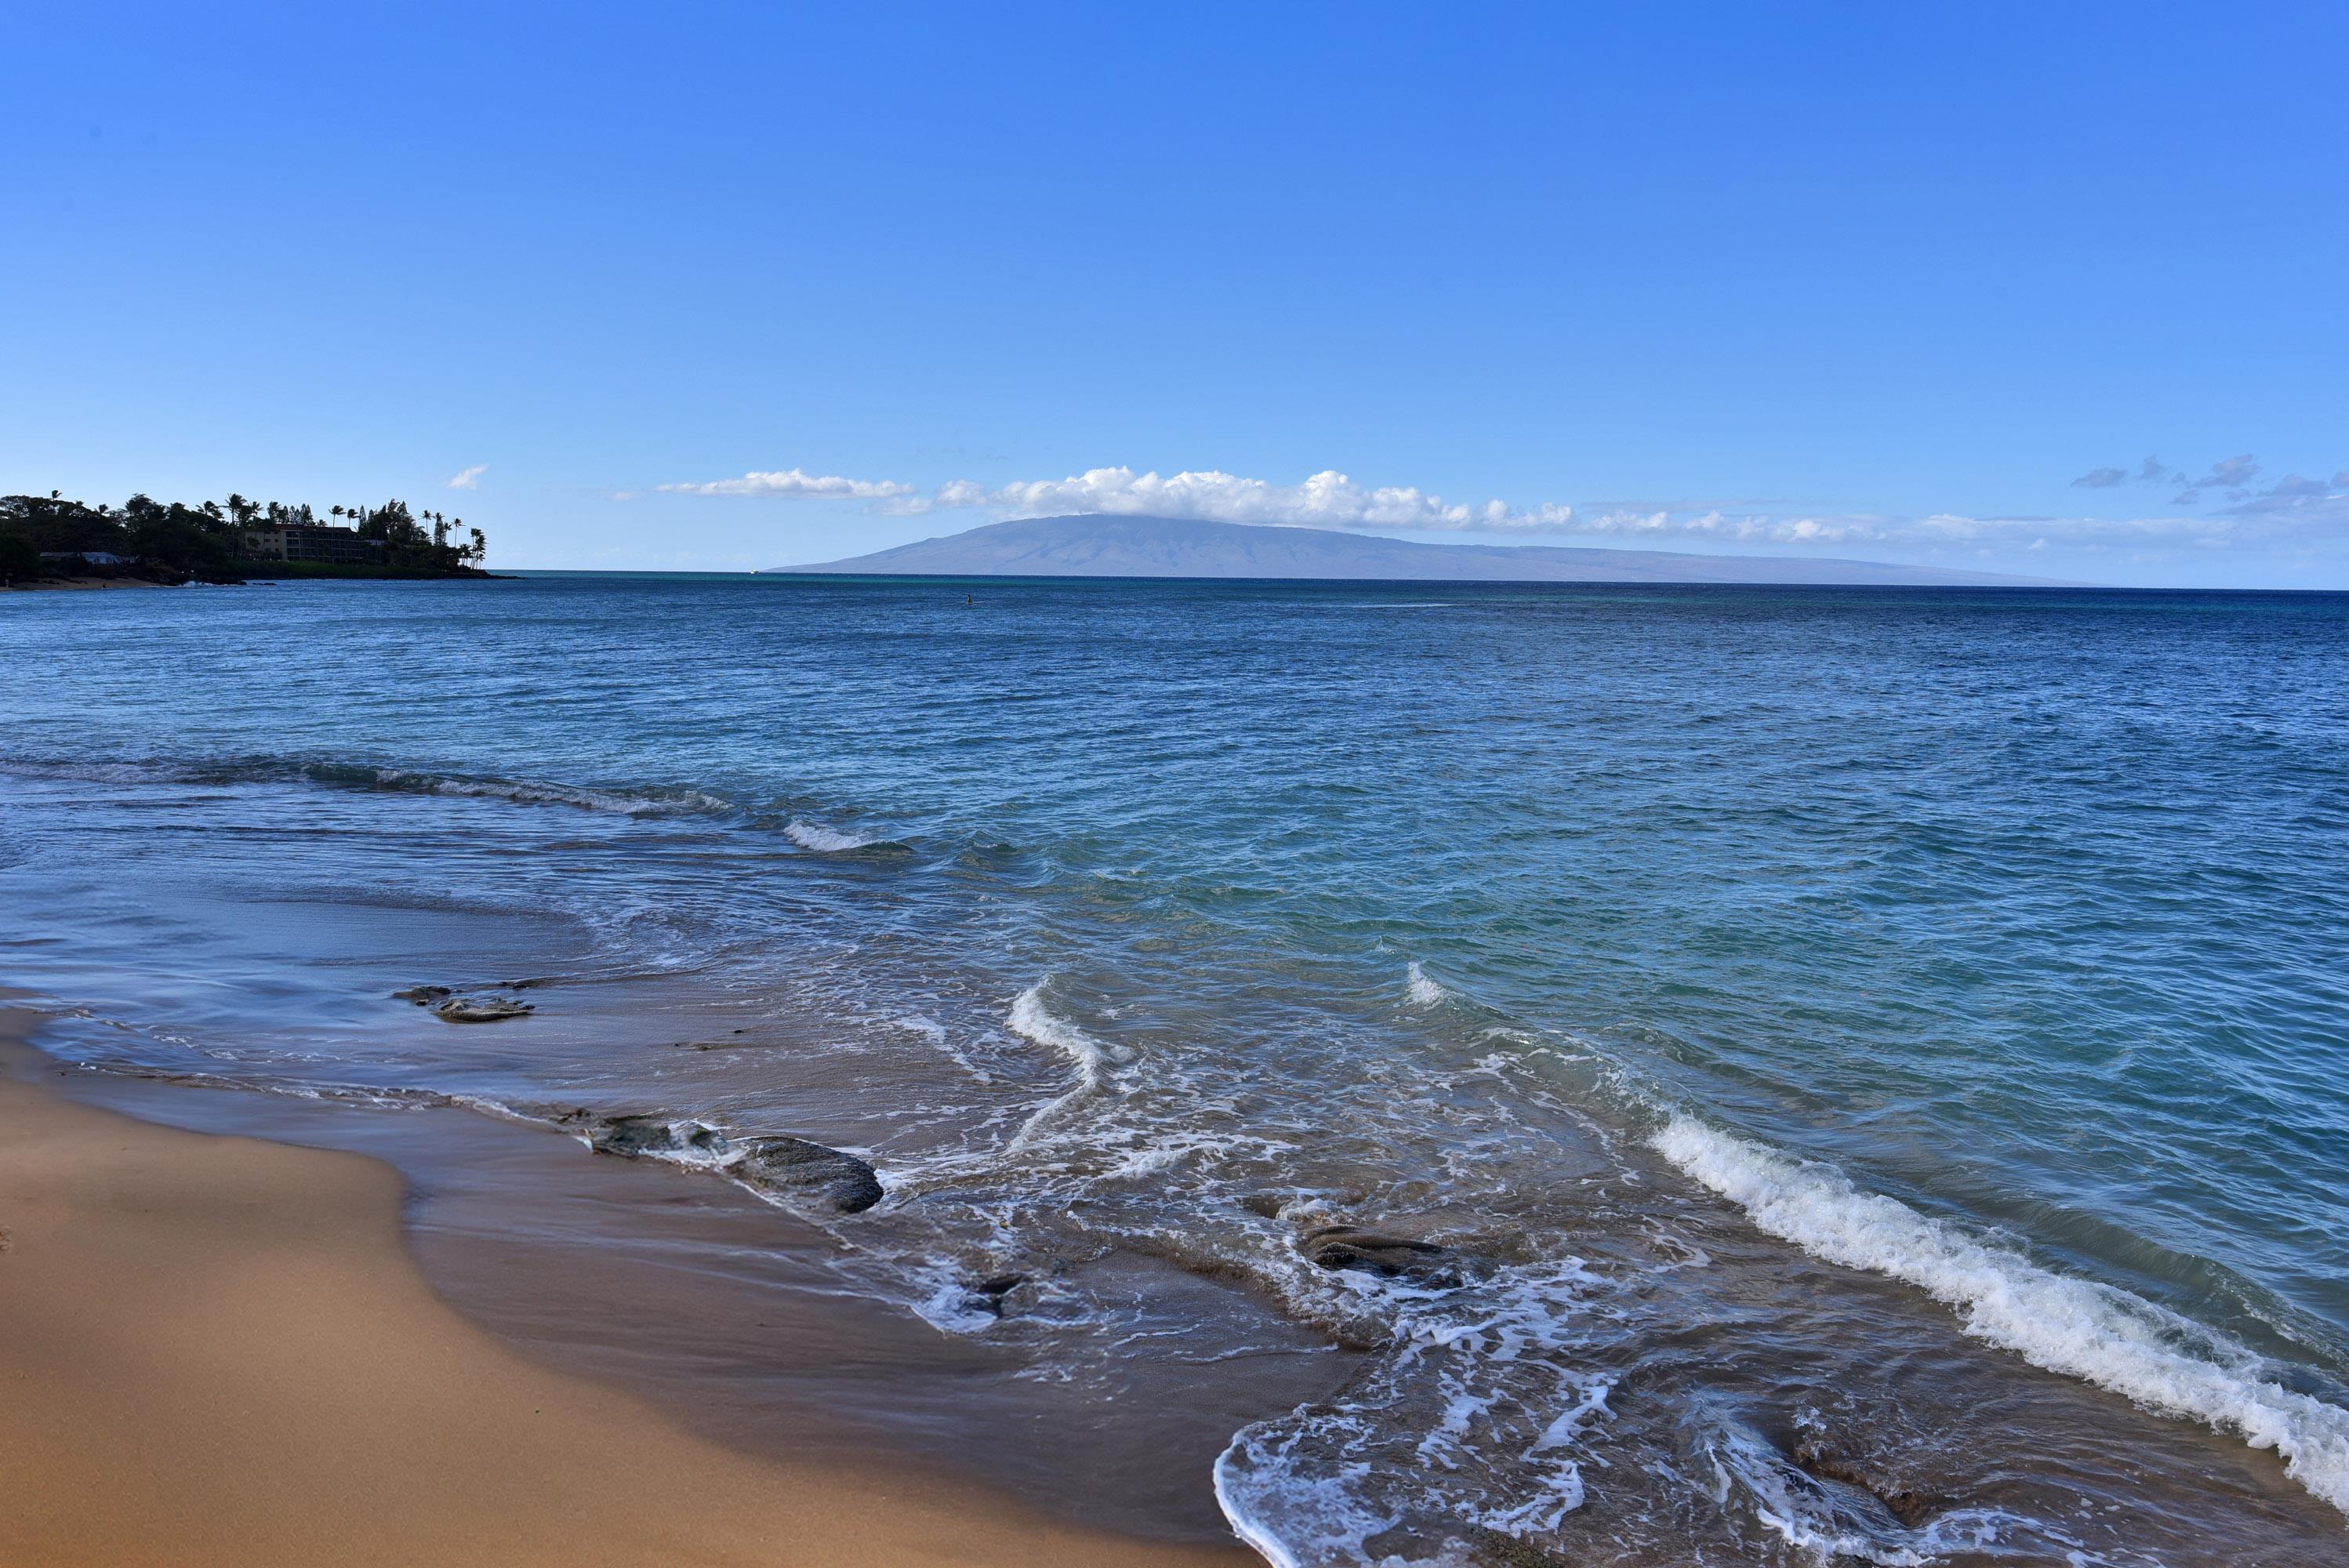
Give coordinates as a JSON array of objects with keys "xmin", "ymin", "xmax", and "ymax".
[
  {"xmin": 2, "ymin": 491, "xmax": 495, "ymax": 589},
  {"xmin": 0, "ymin": 1008, "xmax": 1245, "ymax": 1567}
]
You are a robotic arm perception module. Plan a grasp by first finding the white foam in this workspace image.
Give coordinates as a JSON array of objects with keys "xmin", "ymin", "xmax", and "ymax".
[
  {"xmin": 785, "ymin": 819, "xmax": 881, "ymax": 852},
  {"xmin": 1004, "ymin": 981, "xmax": 1134, "ymax": 1148},
  {"xmin": 1697, "ymin": 1415, "xmax": 2069, "ymax": 1566},
  {"xmin": 1653, "ymin": 1113, "xmax": 2349, "ymax": 1515},
  {"xmin": 1404, "ymin": 960, "xmax": 1452, "ymax": 1007},
  {"xmin": 1213, "ymin": 1427, "xmax": 1388, "ymax": 1568},
  {"xmin": 1007, "ymin": 982, "xmax": 1120, "ymax": 1086}
]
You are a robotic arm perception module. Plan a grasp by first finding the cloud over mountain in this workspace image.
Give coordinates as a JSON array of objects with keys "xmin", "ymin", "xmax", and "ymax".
[{"xmin": 650, "ymin": 455, "xmax": 2348, "ymax": 557}]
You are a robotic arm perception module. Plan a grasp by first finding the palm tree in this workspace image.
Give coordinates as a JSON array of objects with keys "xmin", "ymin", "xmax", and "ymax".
[{"xmin": 330, "ymin": 505, "xmax": 344, "ymax": 525}]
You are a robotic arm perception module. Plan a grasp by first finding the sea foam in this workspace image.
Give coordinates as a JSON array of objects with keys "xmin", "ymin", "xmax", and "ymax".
[
  {"xmin": 1004, "ymin": 980, "xmax": 1135, "ymax": 1148},
  {"xmin": 784, "ymin": 819, "xmax": 884, "ymax": 852},
  {"xmin": 1403, "ymin": 961, "xmax": 1454, "ymax": 1007},
  {"xmin": 1652, "ymin": 1113, "xmax": 2349, "ymax": 1515},
  {"xmin": 1008, "ymin": 982, "xmax": 1120, "ymax": 1088}
]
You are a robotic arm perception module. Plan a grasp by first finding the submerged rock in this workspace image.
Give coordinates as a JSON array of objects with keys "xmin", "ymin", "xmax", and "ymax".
[
  {"xmin": 434, "ymin": 995, "xmax": 535, "ymax": 1023},
  {"xmin": 581, "ymin": 1114, "xmax": 723, "ymax": 1159},
  {"xmin": 965, "ymin": 1272, "xmax": 1034, "ymax": 1318},
  {"xmin": 1299, "ymin": 1224, "xmax": 1468, "ymax": 1288},
  {"xmin": 571, "ymin": 1114, "xmax": 882, "ymax": 1214},
  {"xmin": 1792, "ymin": 1432, "xmax": 1944, "ymax": 1527}
]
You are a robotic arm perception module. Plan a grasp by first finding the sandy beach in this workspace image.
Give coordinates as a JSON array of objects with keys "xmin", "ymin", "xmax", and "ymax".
[{"xmin": 0, "ymin": 1009, "xmax": 1250, "ymax": 1568}]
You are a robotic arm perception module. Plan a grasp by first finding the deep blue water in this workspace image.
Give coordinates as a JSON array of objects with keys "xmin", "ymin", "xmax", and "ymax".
[{"xmin": 5, "ymin": 574, "xmax": 2346, "ymax": 1564}]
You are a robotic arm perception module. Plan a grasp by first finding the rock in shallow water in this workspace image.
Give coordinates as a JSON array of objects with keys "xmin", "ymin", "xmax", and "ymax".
[
  {"xmin": 569, "ymin": 1114, "xmax": 882, "ymax": 1213},
  {"xmin": 731, "ymin": 1134, "xmax": 885, "ymax": 1213},
  {"xmin": 1298, "ymin": 1224, "xmax": 1469, "ymax": 1288},
  {"xmin": 964, "ymin": 1272, "xmax": 1036, "ymax": 1318},
  {"xmin": 579, "ymin": 1114, "xmax": 723, "ymax": 1159},
  {"xmin": 1792, "ymin": 1429, "xmax": 1944, "ymax": 1528},
  {"xmin": 433, "ymin": 996, "xmax": 535, "ymax": 1023}
]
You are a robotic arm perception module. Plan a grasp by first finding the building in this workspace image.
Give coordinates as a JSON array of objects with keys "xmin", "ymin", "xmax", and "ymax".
[{"xmin": 239, "ymin": 524, "xmax": 383, "ymax": 564}]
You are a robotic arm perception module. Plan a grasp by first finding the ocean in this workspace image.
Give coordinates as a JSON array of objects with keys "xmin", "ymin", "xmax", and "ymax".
[{"xmin": 4, "ymin": 573, "xmax": 2345, "ymax": 1565}]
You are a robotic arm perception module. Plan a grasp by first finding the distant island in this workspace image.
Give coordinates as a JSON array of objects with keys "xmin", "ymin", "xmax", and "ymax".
[
  {"xmin": 768, "ymin": 514, "xmax": 2058, "ymax": 586},
  {"xmin": 1, "ymin": 491, "xmax": 492, "ymax": 587}
]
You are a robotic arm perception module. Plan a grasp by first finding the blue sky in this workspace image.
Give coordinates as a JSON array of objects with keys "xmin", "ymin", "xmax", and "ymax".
[{"xmin": 4, "ymin": 3, "xmax": 2344, "ymax": 585}]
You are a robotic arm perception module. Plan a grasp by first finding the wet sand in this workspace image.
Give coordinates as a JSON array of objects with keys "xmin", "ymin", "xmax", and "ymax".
[{"xmin": 0, "ymin": 1010, "xmax": 1251, "ymax": 1567}]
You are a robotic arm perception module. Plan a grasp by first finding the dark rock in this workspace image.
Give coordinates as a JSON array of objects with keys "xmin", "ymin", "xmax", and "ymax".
[
  {"xmin": 434, "ymin": 995, "xmax": 534, "ymax": 1023},
  {"xmin": 966, "ymin": 1272, "xmax": 1033, "ymax": 1318},
  {"xmin": 1467, "ymin": 1526, "xmax": 1574, "ymax": 1568},
  {"xmin": 733, "ymin": 1135, "xmax": 884, "ymax": 1213},
  {"xmin": 583, "ymin": 1115, "xmax": 723, "ymax": 1159},
  {"xmin": 570, "ymin": 1115, "xmax": 880, "ymax": 1214},
  {"xmin": 1299, "ymin": 1224, "xmax": 1466, "ymax": 1287},
  {"xmin": 1792, "ymin": 1434, "xmax": 1944, "ymax": 1527}
]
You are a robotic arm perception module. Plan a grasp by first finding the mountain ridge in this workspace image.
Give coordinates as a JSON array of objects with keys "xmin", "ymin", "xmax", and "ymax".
[{"xmin": 768, "ymin": 514, "xmax": 2059, "ymax": 586}]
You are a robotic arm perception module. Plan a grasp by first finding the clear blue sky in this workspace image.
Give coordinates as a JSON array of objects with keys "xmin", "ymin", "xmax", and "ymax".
[{"xmin": 5, "ymin": 3, "xmax": 2344, "ymax": 585}]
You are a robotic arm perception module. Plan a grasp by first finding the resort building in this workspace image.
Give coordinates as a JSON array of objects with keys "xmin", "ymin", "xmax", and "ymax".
[{"xmin": 239, "ymin": 524, "xmax": 383, "ymax": 564}]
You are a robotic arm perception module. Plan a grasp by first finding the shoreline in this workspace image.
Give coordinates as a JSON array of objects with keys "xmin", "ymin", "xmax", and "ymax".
[
  {"xmin": 0, "ymin": 1008, "xmax": 1254, "ymax": 1567},
  {"xmin": 2, "ymin": 575, "xmax": 173, "ymax": 591}
]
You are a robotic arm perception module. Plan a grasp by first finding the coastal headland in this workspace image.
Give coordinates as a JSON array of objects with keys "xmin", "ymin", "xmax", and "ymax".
[{"xmin": 1, "ymin": 491, "xmax": 494, "ymax": 587}]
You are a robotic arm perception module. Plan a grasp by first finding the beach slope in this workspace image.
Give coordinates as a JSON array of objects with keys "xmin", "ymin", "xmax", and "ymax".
[{"xmin": 0, "ymin": 1011, "xmax": 1245, "ymax": 1568}]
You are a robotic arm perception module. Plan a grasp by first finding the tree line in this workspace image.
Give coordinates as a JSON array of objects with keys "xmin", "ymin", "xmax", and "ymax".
[{"xmin": 1, "ymin": 491, "xmax": 489, "ymax": 583}]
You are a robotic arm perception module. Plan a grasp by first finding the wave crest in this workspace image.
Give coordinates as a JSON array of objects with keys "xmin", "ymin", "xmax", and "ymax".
[
  {"xmin": 783, "ymin": 820, "xmax": 904, "ymax": 853},
  {"xmin": 1652, "ymin": 1113, "xmax": 2349, "ymax": 1515},
  {"xmin": 1004, "ymin": 980, "xmax": 1136, "ymax": 1148}
]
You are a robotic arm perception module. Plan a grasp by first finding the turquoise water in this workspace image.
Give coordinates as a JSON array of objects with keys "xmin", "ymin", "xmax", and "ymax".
[{"xmin": 5, "ymin": 575, "xmax": 2346, "ymax": 1563}]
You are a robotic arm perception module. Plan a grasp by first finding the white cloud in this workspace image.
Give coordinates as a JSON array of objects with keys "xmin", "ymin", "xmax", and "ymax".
[
  {"xmin": 911, "ymin": 466, "xmax": 1581, "ymax": 533},
  {"xmin": 655, "ymin": 458, "xmax": 2348, "ymax": 555},
  {"xmin": 662, "ymin": 463, "xmax": 1581, "ymax": 532},
  {"xmin": 446, "ymin": 464, "xmax": 487, "ymax": 490},
  {"xmin": 659, "ymin": 467, "xmax": 915, "ymax": 499}
]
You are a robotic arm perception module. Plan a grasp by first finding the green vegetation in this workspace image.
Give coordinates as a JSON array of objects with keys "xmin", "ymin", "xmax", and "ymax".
[{"xmin": 0, "ymin": 491, "xmax": 491, "ymax": 586}]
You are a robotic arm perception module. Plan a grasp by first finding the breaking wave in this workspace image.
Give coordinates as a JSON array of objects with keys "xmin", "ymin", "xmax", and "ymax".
[
  {"xmin": 1403, "ymin": 961, "xmax": 1454, "ymax": 1008},
  {"xmin": 1652, "ymin": 1113, "xmax": 2349, "ymax": 1515},
  {"xmin": 783, "ymin": 819, "xmax": 905, "ymax": 853}
]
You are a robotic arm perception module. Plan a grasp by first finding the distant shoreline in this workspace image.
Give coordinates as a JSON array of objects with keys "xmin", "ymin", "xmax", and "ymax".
[{"xmin": 5, "ymin": 568, "xmax": 511, "ymax": 592}]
